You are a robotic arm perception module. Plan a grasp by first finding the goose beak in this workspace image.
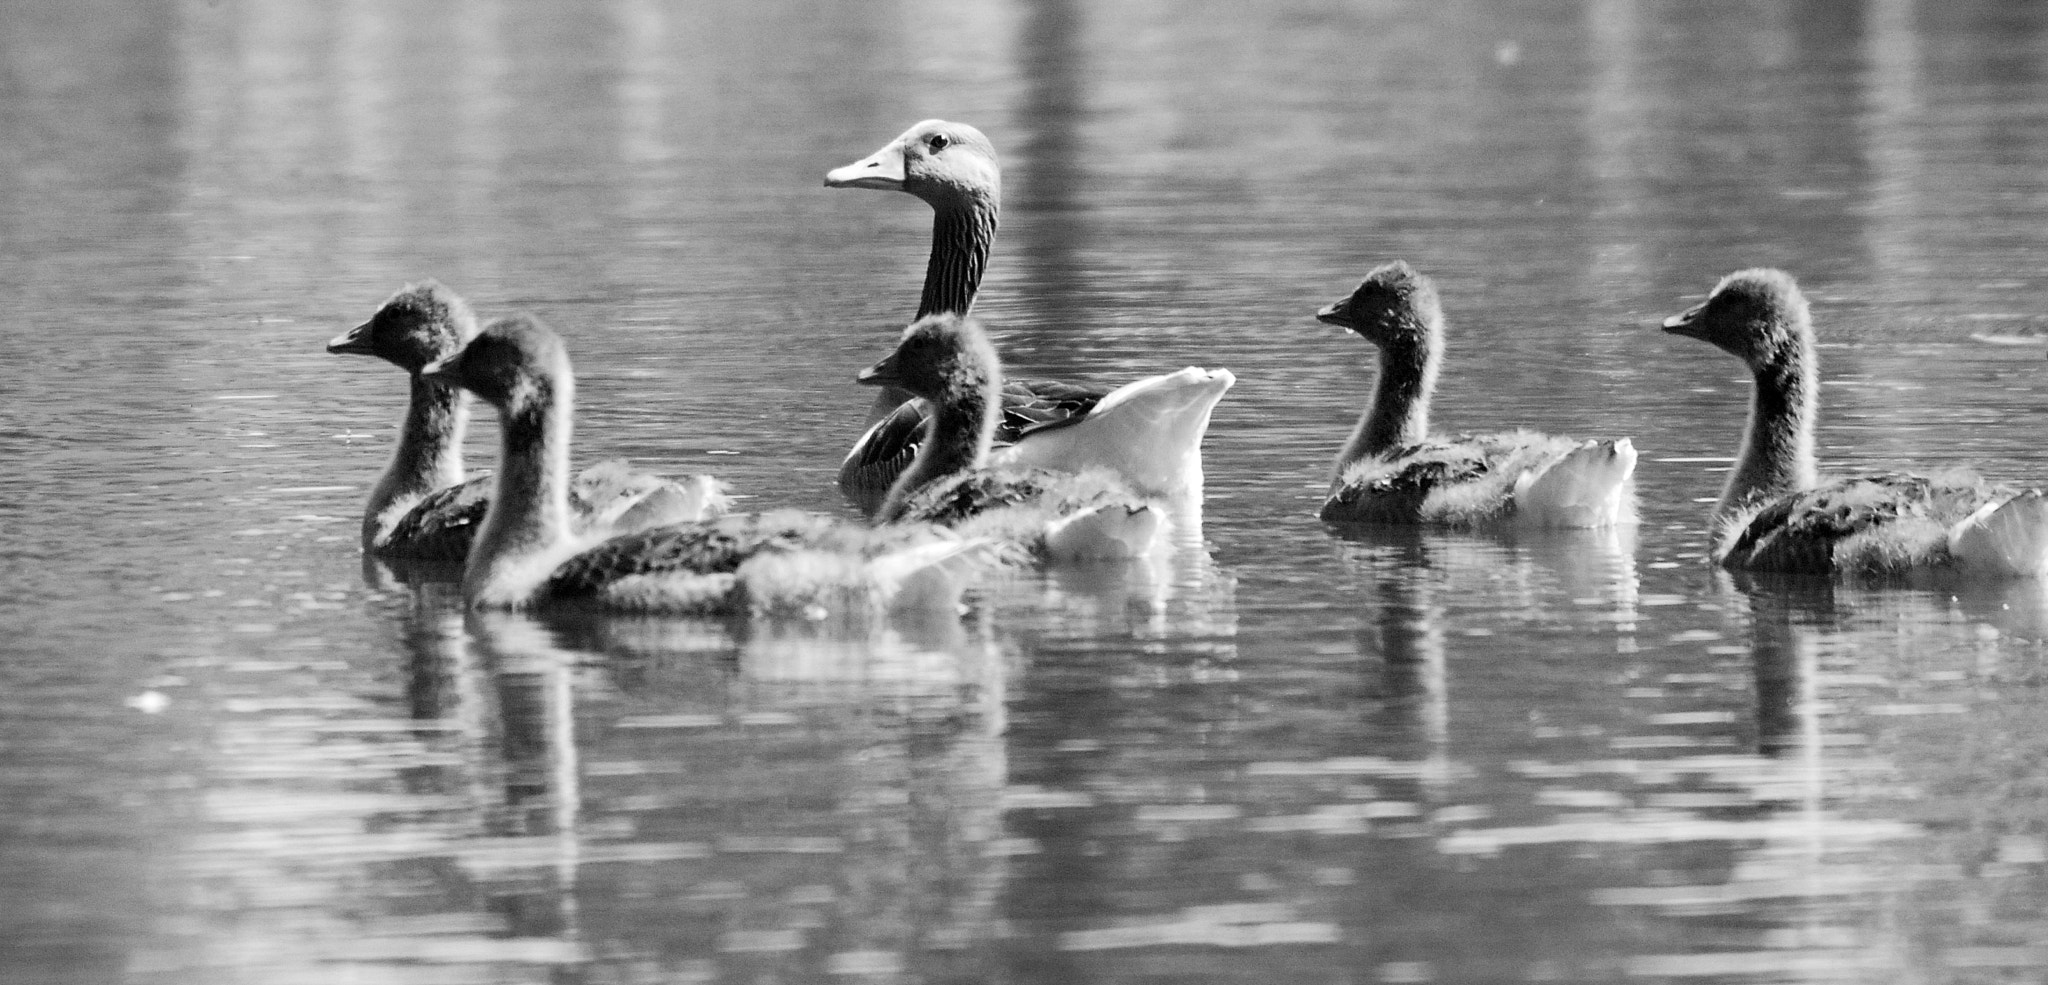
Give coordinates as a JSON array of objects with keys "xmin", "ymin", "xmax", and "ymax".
[
  {"xmin": 857, "ymin": 354, "xmax": 902, "ymax": 387},
  {"xmin": 826, "ymin": 141, "xmax": 907, "ymax": 191},
  {"xmin": 1314, "ymin": 301, "xmax": 1351, "ymax": 328},
  {"xmin": 1661, "ymin": 302, "xmax": 1708, "ymax": 339},
  {"xmin": 327, "ymin": 321, "xmax": 376, "ymax": 355}
]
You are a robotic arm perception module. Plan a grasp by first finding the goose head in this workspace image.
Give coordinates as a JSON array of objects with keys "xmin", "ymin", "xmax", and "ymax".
[
  {"xmin": 825, "ymin": 119, "xmax": 1001, "ymax": 209},
  {"xmin": 1661, "ymin": 268, "xmax": 1811, "ymax": 371},
  {"xmin": 421, "ymin": 314, "xmax": 570, "ymax": 413},
  {"xmin": 857, "ymin": 313, "xmax": 1000, "ymax": 405},
  {"xmin": 329, "ymin": 280, "xmax": 479, "ymax": 374},
  {"xmin": 1315, "ymin": 260, "xmax": 1443, "ymax": 350}
]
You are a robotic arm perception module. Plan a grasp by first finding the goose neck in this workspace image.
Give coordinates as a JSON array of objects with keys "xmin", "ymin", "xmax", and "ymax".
[
  {"xmin": 1718, "ymin": 348, "xmax": 1819, "ymax": 518},
  {"xmin": 365, "ymin": 375, "xmax": 467, "ymax": 545},
  {"xmin": 916, "ymin": 194, "xmax": 998, "ymax": 320},
  {"xmin": 878, "ymin": 376, "xmax": 999, "ymax": 521},
  {"xmin": 1335, "ymin": 335, "xmax": 1440, "ymax": 477},
  {"xmin": 467, "ymin": 379, "xmax": 576, "ymax": 599}
]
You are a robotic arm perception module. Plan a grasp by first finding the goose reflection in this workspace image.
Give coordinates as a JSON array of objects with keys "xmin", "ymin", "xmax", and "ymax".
[
  {"xmin": 459, "ymin": 597, "xmax": 1013, "ymax": 971},
  {"xmin": 1335, "ymin": 523, "xmax": 1640, "ymax": 797},
  {"xmin": 1005, "ymin": 521, "xmax": 1239, "ymax": 659},
  {"xmin": 1730, "ymin": 570, "xmax": 2048, "ymax": 756}
]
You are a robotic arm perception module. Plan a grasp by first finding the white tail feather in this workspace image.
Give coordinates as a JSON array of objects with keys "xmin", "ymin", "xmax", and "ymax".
[
  {"xmin": 1512, "ymin": 439, "xmax": 1640, "ymax": 529},
  {"xmin": 1949, "ymin": 490, "xmax": 2048, "ymax": 577},
  {"xmin": 991, "ymin": 367, "xmax": 1235, "ymax": 498}
]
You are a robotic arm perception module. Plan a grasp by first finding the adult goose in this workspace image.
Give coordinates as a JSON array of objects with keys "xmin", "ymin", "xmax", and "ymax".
[
  {"xmin": 421, "ymin": 314, "xmax": 990, "ymax": 614},
  {"xmin": 1313, "ymin": 261, "xmax": 1637, "ymax": 528},
  {"xmin": 330, "ymin": 281, "xmax": 728, "ymax": 562},
  {"xmin": 1663, "ymin": 268, "xmax": 2048, "ymax": 576},
  {"xmin": 857, "ymin": 313, "xmax": 1196, "ymax": 561},
  {"xmin": 825, "ymin": 119, "xmax": 1233, "ymax": 514}
]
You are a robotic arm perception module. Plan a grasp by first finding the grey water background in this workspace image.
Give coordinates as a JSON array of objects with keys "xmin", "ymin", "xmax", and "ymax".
[{"xmin": 8, "ymin": 0, "xmax": 2048, "ymax": 981}]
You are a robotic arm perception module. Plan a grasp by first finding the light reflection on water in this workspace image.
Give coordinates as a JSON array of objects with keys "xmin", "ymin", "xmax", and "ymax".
[{"xmin": 8, "ymin": 0, "xmax": 2048, "ymax": 981}]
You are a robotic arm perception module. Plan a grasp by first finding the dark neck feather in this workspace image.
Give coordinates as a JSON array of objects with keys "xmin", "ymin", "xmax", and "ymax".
[
  {"xmin": 877, "ymin": 371, "xmax": 1000, "ymax": 522},
  {"xmin": 1335, "ymin": 330, "xmax": 1440, "ymax": 480},
  {"xmin": 1719, "ymin": 340, "xmax": 1818, "ymax": 519},
  {"xmin": 865, "ymin": 193, "xmax": 997, "ymax": 424},
  {"xmin": 365, "ymin": 376, "xmax": 467, "ymax": 545},
  {"xmin": 916, "ymin": 195, "xmax": 998, "ymax": 320}
]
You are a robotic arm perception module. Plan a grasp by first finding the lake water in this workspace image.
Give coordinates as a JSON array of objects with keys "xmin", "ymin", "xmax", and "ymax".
[{"xmin": 8, "ymin": 0, "xmax": 2048, "ymax": 981}]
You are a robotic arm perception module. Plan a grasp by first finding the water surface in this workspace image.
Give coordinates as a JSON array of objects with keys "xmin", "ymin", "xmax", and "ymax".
[{"xmin": 7, "ymin": 0, "xmax": 2048, "ymax": 981}]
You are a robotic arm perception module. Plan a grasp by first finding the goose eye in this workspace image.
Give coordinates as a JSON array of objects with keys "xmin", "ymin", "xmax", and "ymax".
[{"xmin": 926, "ymin": 133, "xmax": 951, "ymax": 152}]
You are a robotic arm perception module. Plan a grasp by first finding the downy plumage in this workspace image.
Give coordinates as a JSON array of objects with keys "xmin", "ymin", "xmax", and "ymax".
[
  {"xmin": 330, "ymin": 281, "xmax": 728, "ymax": 561},
  {"xmin": 1663, "ymin": 267, "xmax": 2048, "ymax": 577},
  {"xmin": 857, "ymin": 313, "xmax": 1179, "ymax": 562},
  {"xmin": 1315, "ymin": 261, "xmax": 1637, "ymax": 528},
  {"xmin": 420, "ymin": 315, "xmax": 990, "ymax": 614}
]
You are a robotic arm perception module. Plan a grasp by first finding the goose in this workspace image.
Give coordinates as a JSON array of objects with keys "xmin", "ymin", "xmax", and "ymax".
[
  {"xmin": 1662, "ymin": 267, "xmax": 2048, "ymax": 576},
  {"xmin": 1313, "ymin": 261, "xmax": 1637, "ymax": 528},
  {"xmin": 856, "ymin": 312, "xmax": 1198, "ymax": 561},
  {"xmin": 825, "ymin": 119, "xmax": 1234, "ymax": 513},
  {"xmin": 419, "ymin": 314, "xmax": 992, "ymax": 615},
  {"xmin": 330, "ymin": 281, "xmax": 729, "ymax": 561}
]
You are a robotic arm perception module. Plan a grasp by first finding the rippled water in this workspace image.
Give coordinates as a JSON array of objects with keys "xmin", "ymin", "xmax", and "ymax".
[{"xmin": 8, "ymin": 0, "xmax": 2048, "ymax": 981}]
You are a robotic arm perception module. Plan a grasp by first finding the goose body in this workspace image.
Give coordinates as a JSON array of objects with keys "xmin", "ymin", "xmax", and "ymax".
[
  {"xmin": 1664, "ymin": 268, "xmax": 2048, "ymax": 577},
  {"xmin": 1314, "ymin": 261, "xmax": 1636, "ymax": 528},
  {"xmin": 331, "ymin": 281, "xmax": 727, "ymax": 561},
  {"xmin": 421, "ymin": 315, "xmax": 986, "ymax": 614},
  {"xmin": 826, "ymin": 119, "xmax": 1231, "ymax": 513},
  {"xmin": 857, "ymin": 313, "xmax": 1177, "ymax": 562}
]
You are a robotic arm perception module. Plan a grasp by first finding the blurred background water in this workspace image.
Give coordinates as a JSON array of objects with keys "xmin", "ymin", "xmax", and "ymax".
[{"xmin": 7, "ymin": 0, "xmax": 2048, "ymax": 981}]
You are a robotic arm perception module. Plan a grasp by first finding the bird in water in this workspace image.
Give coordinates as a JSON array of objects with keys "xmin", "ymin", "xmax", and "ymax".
[
  {"xmin": 1313, "ymin": 261, "xmax": 1637, "ymax": 528},
  {"xmin": 1663, "ymin": 267, "xmax": 2048, "ymax": 577},
  {"xmin": 856, "ymin": 312, "xmax": 1198, "ymax": 562},
  {"xmin": 420, "ymin": 314, "xmax": 993, "ymax": 615},
  {"xmin": 825, "ymin": 119, "xmax": 1233, "ymax": 515},
  {"xmin": 329, "ymin": 281, "xmax": 727, "ymax": 564}
]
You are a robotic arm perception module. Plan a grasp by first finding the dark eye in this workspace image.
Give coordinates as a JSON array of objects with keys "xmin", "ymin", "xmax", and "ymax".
[{"xmin": 926, "ymin": 133, "xmax": 951, "ymax": 152}]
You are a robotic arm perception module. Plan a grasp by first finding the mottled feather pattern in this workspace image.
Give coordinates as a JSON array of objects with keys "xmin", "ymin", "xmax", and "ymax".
[
  {"xmin": 1322, "ymin": 431, "xmax": 1588, "ymax": 525},
  {"xmin": 842, "ymin": 380, "xmax": 1109, "ymax": 509},
  {"xmin": 375, "ymin": 462, "xmax": 726, "ymax": 562},
  {"xmin": 891, "ymin": 466, "xmax": 1149, "ymax": 560},
  {"xmin": 1719, "ymin": 470, "xmax": 2016, "ymax": 575},
  {"xmin": 540, "ymin": 510, "xmax": 970, "ymax": 603},
  {"xmin": 1002, "ymin": 379, "xmax": 1105, "ymax": 438},
  {"xmin": 378, "ymin": 476, "xmax": 493, "ymax": 560}
]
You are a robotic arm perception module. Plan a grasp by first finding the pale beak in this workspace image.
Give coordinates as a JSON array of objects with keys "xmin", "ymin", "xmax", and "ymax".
[{"xmin": 825, "ymin": 140, "xmax": 907, "ymax": 191}]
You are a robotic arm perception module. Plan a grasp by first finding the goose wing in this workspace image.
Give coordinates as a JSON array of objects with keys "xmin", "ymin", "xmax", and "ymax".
[
  {"xmin": 839, "ymin": 378, "xmax": 1112, "ymax": 511},
  {"xmin": 544, "ymin": 512, "xmax": 841, "ymax": 599},
  {"xmin": 1724, "ymin": 472, "xmax": 2002, "ymax": 574},
  {"xmin": 380, "ymin": 475, "xmax": 493, "ymax": 561},
  {"xmin": 839, "ymin": 401, "xmax": 926, "ymax": 514},
  {"xmin": 1322, "ymin": 440, "xmax": 1493, "ymax": 524},
  {"xmin": 1001, "ymin": 379, "xmax": 1108, "ymax": 440}
]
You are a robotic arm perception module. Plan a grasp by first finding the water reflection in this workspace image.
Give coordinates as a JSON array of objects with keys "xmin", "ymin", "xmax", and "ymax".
[{"xmin": 22, "ymin": 0, "xmax": 2048, "ymax": 980}]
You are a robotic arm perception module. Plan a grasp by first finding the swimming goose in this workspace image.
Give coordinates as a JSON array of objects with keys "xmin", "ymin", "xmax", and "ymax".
[
  {"xmin": 1663, "ymin": 268, "xmax": 2048, "ymax": 576},
  {"xmin": 331, "ymin": 281, "xmax": 729, "ymax": 561},
  {"xmin": 421, "ymin": 315, "xmax": 991, "ymax": 614},
  {"xmin": 1314, "ymin": 261, "xmax": 1637, "ymax": 528},
  {"xmin": 825, "ymin": 119, "xmax": 1234, "ymax": 513},
  {"xmin": 856, "ymin": 313, "xmax": 1180, "ymax": 561}
]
